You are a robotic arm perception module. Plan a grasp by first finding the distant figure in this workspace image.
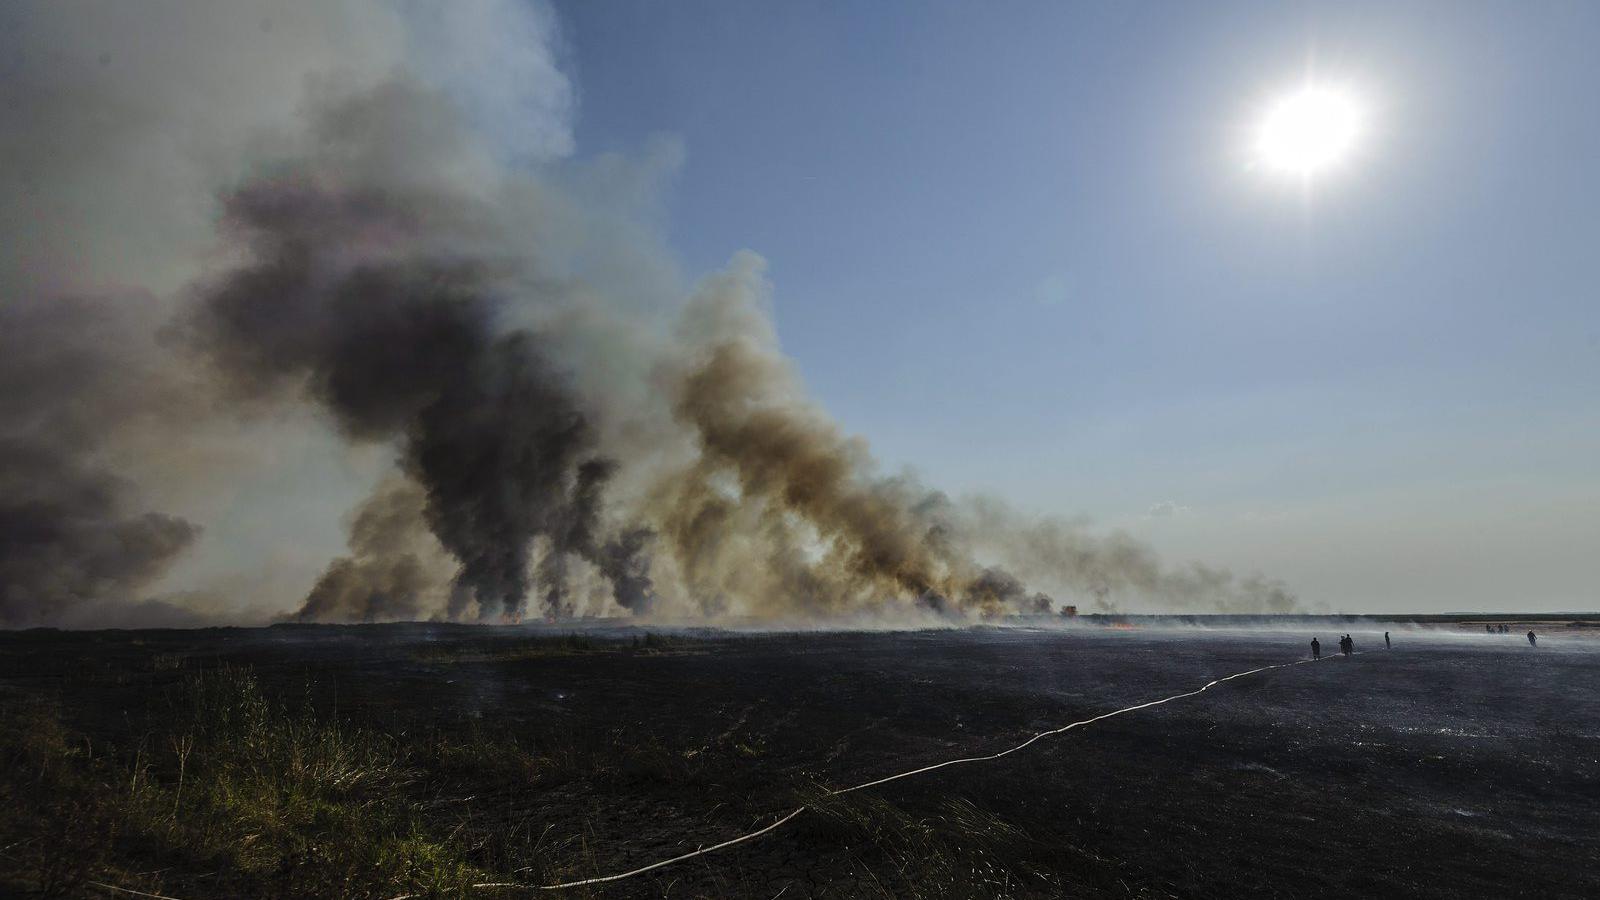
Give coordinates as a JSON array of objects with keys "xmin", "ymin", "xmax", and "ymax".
[
  {"xmin": 1340, "ymin": 634, "xmax": 1352, "ymax": 656},
  {"xmin": 1486, "ymin": 624, "xmax": 1494, "ymax": 634},
  {"xmin": 1527, "ymin": 630, "xmax": 1537, "ymax": 647},
  {"xmin": 1385, "ymin": 631, "xmax": 1391, "ymax": 650},
  {"xmin": 1311, "ymin": 637, "xmax": 1321, "ymax": 659}
]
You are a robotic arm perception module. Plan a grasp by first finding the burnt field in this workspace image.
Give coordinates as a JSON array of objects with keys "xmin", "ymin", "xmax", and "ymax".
[{"xmin": 2, "ymin": 623, "xmax": 1597, "ymax": 899}]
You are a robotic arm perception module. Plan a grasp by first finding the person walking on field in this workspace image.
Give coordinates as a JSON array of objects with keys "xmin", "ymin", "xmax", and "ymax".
[
  {"xmin": 1311, "ymin": 637, "xmax": 1321, "ymax": 660},
  {"xmin": 1385, "ymin": 631, "xmax": 1391, "ymax": 650},
  {"xmin": 1527, "ymin": 630, "xmax": 1537, "ymax": 647}
]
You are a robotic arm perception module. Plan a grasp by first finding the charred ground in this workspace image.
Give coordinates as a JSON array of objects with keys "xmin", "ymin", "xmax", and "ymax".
[{"xmin": 1, "ymin": 622, "xmax": 1596, "ymax": 898}]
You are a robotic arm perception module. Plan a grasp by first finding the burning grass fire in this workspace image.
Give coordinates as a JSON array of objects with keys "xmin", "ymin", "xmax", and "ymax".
[{"xmin": 5, "ymin": 4, "xmax": 1598, "ymax": 900}]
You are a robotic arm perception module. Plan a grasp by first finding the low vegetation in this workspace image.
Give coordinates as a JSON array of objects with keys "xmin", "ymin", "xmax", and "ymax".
[
  {"xmin": 1, "ymin": 667, "xmax": 497, "ymax": 897},
  {"xmin": 0, "ymin": 656, "xmax": 1035, "ymax": 898}
]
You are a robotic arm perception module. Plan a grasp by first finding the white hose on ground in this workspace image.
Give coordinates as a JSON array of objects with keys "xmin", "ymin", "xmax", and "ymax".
[
  {"xmin": 504, "ymin": 651, "xmax": 1346, "ymax": 893},
  {"xmin": 86, "ymin": 880, "xmax": 189, "ymax": 900},
  {"xmin": 97, "ymin": 651, "xmax": 1365, "ymax": 900}
]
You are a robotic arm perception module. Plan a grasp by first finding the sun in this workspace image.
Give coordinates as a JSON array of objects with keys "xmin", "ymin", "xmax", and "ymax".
[{"xmin": 1253, "ymin": 85, "xmax": 1364, "ymax": 176}]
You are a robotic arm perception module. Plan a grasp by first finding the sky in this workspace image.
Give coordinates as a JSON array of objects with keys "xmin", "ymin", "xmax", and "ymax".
[{"xmin": 552, "ymin": 0, "xmax": 1600, "ymax": 612}]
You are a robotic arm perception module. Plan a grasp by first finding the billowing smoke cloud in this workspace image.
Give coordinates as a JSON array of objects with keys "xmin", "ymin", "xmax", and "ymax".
[
  {"xmin": 1, "ymin": 1, "xmax": 1298, "ymax": 627},
  {"xmin": 296, "ymin": 477, "xmax": 446, "ymax": 623},
  {"xmin": 183, "ymin": 82, "xmax": 648, "ymax": 620},
  {"xmin": 0, "ymin": 296, "xmax": 200, "ymax": 628},
  {"xmin": 644, "ymin": 258, "xmax": 1296, "ymax": 618},
  {"xmin": 653, "ymin": 259, "xmax": 1027, "ymax": 618},
  {"xmin": 0, "ymin": 440, "xmax": 199, "ymax": 628}
]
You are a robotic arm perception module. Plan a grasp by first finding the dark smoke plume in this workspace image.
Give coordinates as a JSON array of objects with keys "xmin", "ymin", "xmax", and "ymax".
[
  {"xmin": 0, "ymin": 298, "xmax": 200, "ymax": 627},
  {"xmin": 186, "ymin": 86, "xmax": 648, "ymax": 621},
  {"xmin": 191, "ymin": 227, "xmax": 634, "ymax": 620},
  {"xmin": 0, "ymin": 442, "xmax": 199, "ymax": 628},
  {"xmin": 596, "ymin": 527, "xmax": 657, "ymax": 613}
]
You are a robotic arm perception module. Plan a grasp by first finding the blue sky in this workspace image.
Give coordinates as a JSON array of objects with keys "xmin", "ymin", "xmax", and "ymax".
[{"xmin": 550, "ymin": 1, "xmax": 1600, "ymax": 611}]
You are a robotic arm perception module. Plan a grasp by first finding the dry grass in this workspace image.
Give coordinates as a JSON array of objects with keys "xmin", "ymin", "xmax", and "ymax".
[
  {"xmin": 0, "ymin": 669, "xmax": 506, "ymax": 898},
  {"xmin": 0, "ymin": 661, "xmax": 755, "ymax": 898}
]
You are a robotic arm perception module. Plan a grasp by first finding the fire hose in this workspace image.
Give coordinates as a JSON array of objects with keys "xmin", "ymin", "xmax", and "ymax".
[
  {"xmin": 516, "ymin": 652, "xmax": 1342, "ymax": 893},
  {"xmin": 100, "ymin": 651, "xmax": 1349, "ymax": 900}
]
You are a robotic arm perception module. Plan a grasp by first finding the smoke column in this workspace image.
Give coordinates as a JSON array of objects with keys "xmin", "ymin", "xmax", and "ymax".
[{"xmin": 183, "ymin": 81, "xmax": 656, "ymax": 621}]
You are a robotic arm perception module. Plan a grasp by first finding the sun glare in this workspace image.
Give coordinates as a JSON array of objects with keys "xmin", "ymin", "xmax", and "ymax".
[{"xmin": 1254, "ymin": 85, "xmax": 1363, "ymax": 177}]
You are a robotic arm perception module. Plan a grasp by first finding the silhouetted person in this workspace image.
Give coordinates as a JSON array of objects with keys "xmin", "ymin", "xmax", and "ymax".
[
  {"xmin": 1340, "ymin": 635, "xmax": 1352, "ymax": 656},
  {"xmin": 1385, "ymin": 631, "xmax": 1391, "ymax": 649},
  {"xmin": 1527, "ymin": 630, "xmax": 1537, "ymax": 647},
  {"xmin": 1311, "ymin": 637, "xmax": 1321, "ymax": 659}
]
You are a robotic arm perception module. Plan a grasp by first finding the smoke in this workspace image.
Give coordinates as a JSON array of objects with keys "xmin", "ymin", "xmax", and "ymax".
[
  {"xmin": 0, "ymin": 0, "xmax": 461, "ymax": 627},
  {"xmin": 644, "ymin": 258, "xmax": 1298, "ymax": 618},
  {"xmin": 183, "ymin": 82, "xmax": 648, "ymax": 620},
  {"xmin": 296, "ymin": 478, "xmax": 447, "ymax": 623},
  {"xmin": 951, "ymin": 497, "xmax": 1299, "ymax": 614},
  {"xmin": 1, "ymin": 1, "xmax": 1299, "ymax": 627},
  {"xmin": 656, "ymin": 259, "xmax": 1009, "ymax": 617},
  {"xmin": 0, "ymin": 439, "xmax": 199, "ymax": 628},
  {"xmin": 0, "ymin": 295, "xmax": 201, "ymax": 628}
]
